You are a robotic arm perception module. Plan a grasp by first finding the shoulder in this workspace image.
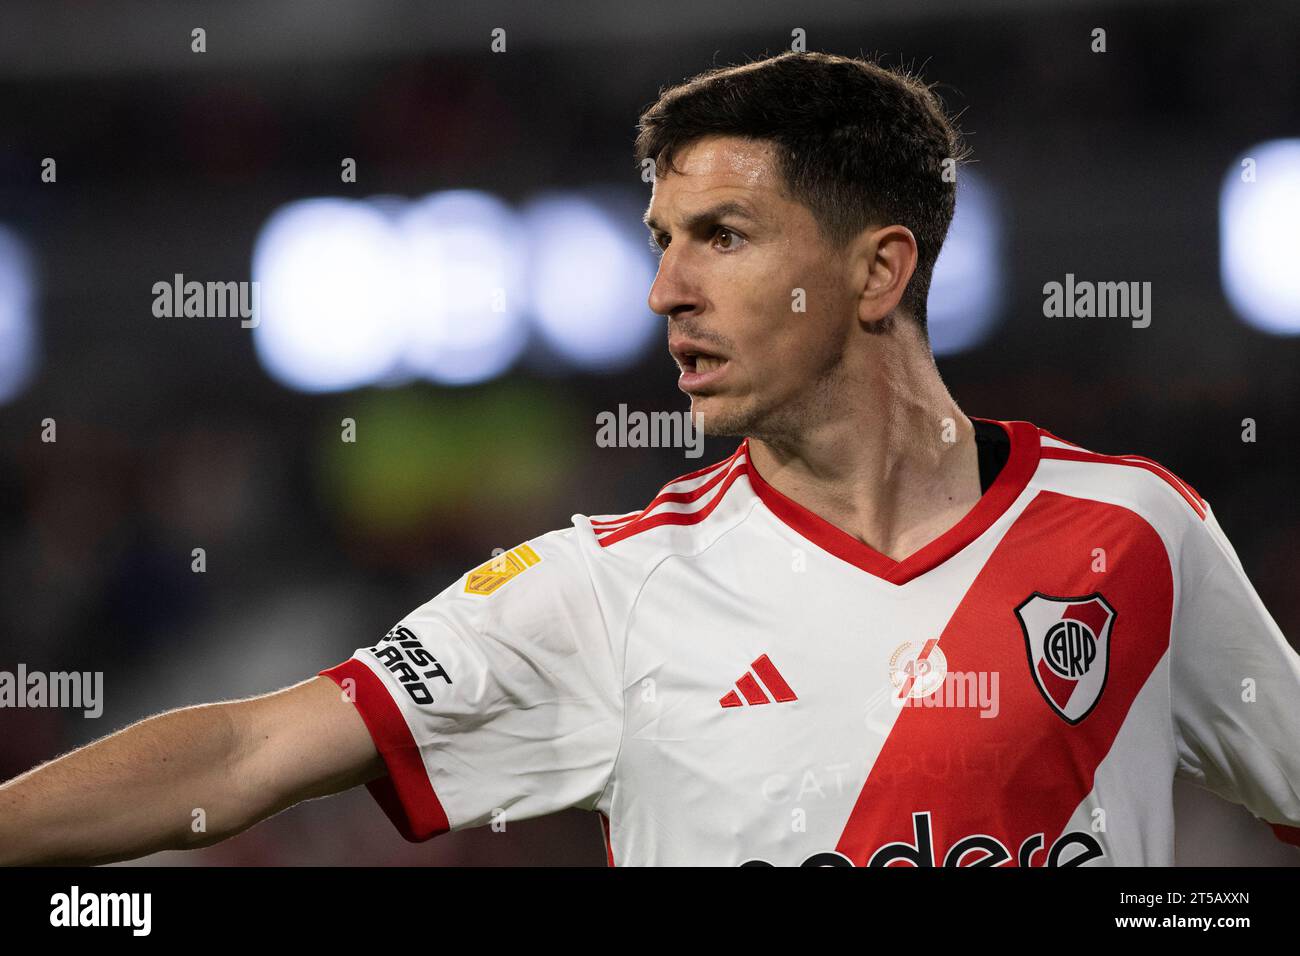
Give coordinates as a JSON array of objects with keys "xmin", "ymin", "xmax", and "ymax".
[
  {"xmin": 439, "ymin": 443, "xmax": 757, "ymax": 610},
  {"xmin": 577, "ymin": 442, "xmax": 758, "ymax": 558},
  {"xmin": 1007, "ymin": 420, "xmax": 1229, "ymax": 587},
  {"xmin": 1028, "ymin": 422, "xmax": 1208, "ymax": 526}
]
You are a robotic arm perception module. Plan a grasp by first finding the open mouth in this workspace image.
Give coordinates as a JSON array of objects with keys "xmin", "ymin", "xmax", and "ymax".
[
  {"xmin": 680, "ymin": 352, "xmax": 726, "ymax": 374},
  {"xmin": 673, "ymin": 345, "xmax": 730, "ymax": 394},
  {"xmin": 669, "ymin": 337, "xmax": 731, "ymax": 393}
]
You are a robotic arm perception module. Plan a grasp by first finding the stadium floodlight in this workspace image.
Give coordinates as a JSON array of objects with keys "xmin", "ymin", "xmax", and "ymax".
[
  {"xmin": 252, "ymin": 198, "xmax": 408, "ymax": 393},
  {"xmin": 1220, "ymin": 138, "xmax": 1300, "ymax": 336},
  {"xmin": 926, "ymin": 171, "xmax": 1004, "ymax": 356},
  {"xmin": 0, "ymin": 224, "xmax": 38, "ymax": 406},
  {"xmin": 522, "ymin": 191, "xmax": 659, "ymax": 371},
  {"xmin": 397, "ymin": 190, "xmax": 529, "ymax": 386}
]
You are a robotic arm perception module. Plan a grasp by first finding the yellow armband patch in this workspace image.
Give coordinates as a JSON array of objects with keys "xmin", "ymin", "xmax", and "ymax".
[{"xmin": 464, "ymin": 543, "xmax": 542, "ymax": 596}]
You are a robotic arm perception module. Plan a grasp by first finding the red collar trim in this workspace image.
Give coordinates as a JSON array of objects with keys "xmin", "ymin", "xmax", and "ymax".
[{"xmin": 741, "ymin": 418, "xmax": 1041, "ymax": 585}]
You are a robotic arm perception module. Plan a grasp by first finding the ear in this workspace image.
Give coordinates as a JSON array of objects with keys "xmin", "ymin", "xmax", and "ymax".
[{"xmin": 854, "ymin": 224, "xmax": 918, "ymax": 330}]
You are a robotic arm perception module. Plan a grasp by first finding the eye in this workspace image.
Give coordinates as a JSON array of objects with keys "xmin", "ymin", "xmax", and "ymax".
[
  {"xmin": 650, "ymin": 233, "xmax": 669, "ymax": 255},
  {"xmin": 712, "ymin": 226, "xmax": 745, "ymax": 251}
]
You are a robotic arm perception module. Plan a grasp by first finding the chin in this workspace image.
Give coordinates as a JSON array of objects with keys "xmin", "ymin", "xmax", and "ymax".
[{"xmin": 691, "ymin": 395, "xmax": 756, "ymax": 438}]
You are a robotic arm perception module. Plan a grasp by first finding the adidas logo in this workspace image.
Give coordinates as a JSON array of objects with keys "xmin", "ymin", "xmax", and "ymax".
[{"xmin": 720, "ymin": 654, "xmax": 798, "ymax": 707}]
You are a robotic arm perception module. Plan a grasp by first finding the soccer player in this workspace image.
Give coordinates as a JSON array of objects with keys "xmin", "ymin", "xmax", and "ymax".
[{"xmin": 2, "ymin": 51, "xmax": 1298, "ymax": 867}]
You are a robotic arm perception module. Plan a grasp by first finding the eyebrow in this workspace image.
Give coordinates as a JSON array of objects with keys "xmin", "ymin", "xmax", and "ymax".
[{"xmin": 642, "ymin": 200, "xmax": 760, "ymax": 236}]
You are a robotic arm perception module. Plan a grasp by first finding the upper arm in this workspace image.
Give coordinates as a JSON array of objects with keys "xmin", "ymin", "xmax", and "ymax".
[
  {"xmin": 1171, "ymin": 505, "xmax": 1300, "ymax": 835},
  {"xmin": 235, "ymin": 675, "xmax": 385, "ymax": 820},
  {"xmin": 314, "ymin": 531, "xmax": 624, "ymax": 842}
]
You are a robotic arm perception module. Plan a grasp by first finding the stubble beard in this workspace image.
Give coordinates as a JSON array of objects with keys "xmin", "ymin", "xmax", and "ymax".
[{"xmin": 693, "ymin": 348, "xmax": 850, "ymax": 450}]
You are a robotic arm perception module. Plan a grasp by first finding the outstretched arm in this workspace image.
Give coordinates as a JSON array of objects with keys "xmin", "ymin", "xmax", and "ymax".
[{"xmin": 0, "ymin": 675, "xmax": 384, "ymax": 866}]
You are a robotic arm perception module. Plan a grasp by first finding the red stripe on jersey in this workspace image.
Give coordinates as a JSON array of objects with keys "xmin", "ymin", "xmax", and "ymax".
[
  {"xmin": 594, "ymin": 450, "xmax": 740, "ymax": 529},
  {"xmin": 319, "ymin": 658, "xmax": 452, "ymax": 842},
  {"xmin": 650, "ymin": 444, "xmax": 746, "ymax": 486},
  {"xmin": 1270, "ymin": 822, "xmax": 1300, "ymax": 848},
  {"xmin": 719, "ymin": 690, "xmax": 743, "ymax": 708},
  {"xmin": 746, "ymin": 420, "xmax": 1041, "ymax": 586},
  {"xmin": 588, "ymin": 510, "xmax": 644, "ymax": 529},
  {"xmin": 591, "ymin": 448, "xmax": 743, "ymax": 530},
  {"xmin": 834, "ymin": 490, "xmax": 1174, "ymax": 866},
  {"xmin": 735, "ymin": 672, "xmax": 771, "ymax": 705},
  {"xmin": 1040, "ymin": 446, "xmax": 1206, "ymax": 519},
  {"xmin": 751, "ymin": 654, "xmax": 798, "ymax": 702},
  {"xmin": 597, "ymin": 455, "xmax": 749, "ymax": 547},
  {"xmin": 599, "ymin": 811, "xmax": 615, "ymax": 866},
  {"xmin": 596, "ymin": 455, "xmax": 736, "ymax": 528}
]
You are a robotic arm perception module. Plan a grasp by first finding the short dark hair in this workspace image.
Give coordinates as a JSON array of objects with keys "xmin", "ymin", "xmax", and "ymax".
[{"xmin": 634, "ymin": 51, "xmax": 969, "ymax": 334}]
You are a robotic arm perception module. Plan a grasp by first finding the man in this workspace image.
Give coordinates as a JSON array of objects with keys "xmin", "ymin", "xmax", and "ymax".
[{"xmin": 2, "ymin": 51, "xmax": 1297, "ymax": 867}]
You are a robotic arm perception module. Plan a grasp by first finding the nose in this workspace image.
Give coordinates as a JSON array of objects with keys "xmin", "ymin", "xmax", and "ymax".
[{"xmin": 647, "ymin": 246, "xmax": 699, "ymax": 320}]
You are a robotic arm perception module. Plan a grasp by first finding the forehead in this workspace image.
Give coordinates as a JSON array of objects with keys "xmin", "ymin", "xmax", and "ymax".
[{"xmin": 644, "ymin": 136, "xmax": 785, "ymax": 222}]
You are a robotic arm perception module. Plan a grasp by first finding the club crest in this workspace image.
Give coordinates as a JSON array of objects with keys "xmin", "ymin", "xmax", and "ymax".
[{"xmin": 1015, "ymin": 592, "xmax": 1115, "ymax": 724}]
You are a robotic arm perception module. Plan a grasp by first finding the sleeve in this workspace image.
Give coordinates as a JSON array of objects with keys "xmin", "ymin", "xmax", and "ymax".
[
  {"xmin": 1170, "ymin": 502, "xmax": 1300, "ymax": 848},
  {"xmin": 318, "ymin": 528, "xmax": 623, "ymax": 842}
]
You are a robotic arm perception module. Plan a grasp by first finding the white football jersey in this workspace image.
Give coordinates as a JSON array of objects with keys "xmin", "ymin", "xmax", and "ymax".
[{"xmin": 320, "ymin": 418, "xmax": 1300, "ymax": 865}]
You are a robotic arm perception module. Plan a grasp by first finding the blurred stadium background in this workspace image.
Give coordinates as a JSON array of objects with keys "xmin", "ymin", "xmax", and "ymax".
[{"xmin": 0, "ymin": 0, "xmax": 1297, "ymax": 865}]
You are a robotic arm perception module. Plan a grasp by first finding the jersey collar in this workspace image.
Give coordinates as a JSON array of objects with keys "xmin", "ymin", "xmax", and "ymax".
[{"xmin": 741, "ymin": 418, "xmax": 1041, "ymax": 586}]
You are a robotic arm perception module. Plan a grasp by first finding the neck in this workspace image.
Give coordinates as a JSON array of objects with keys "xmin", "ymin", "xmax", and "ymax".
[{"xmin": 745, "ymin": 330, "xmax": 980, "ymax": 563}]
